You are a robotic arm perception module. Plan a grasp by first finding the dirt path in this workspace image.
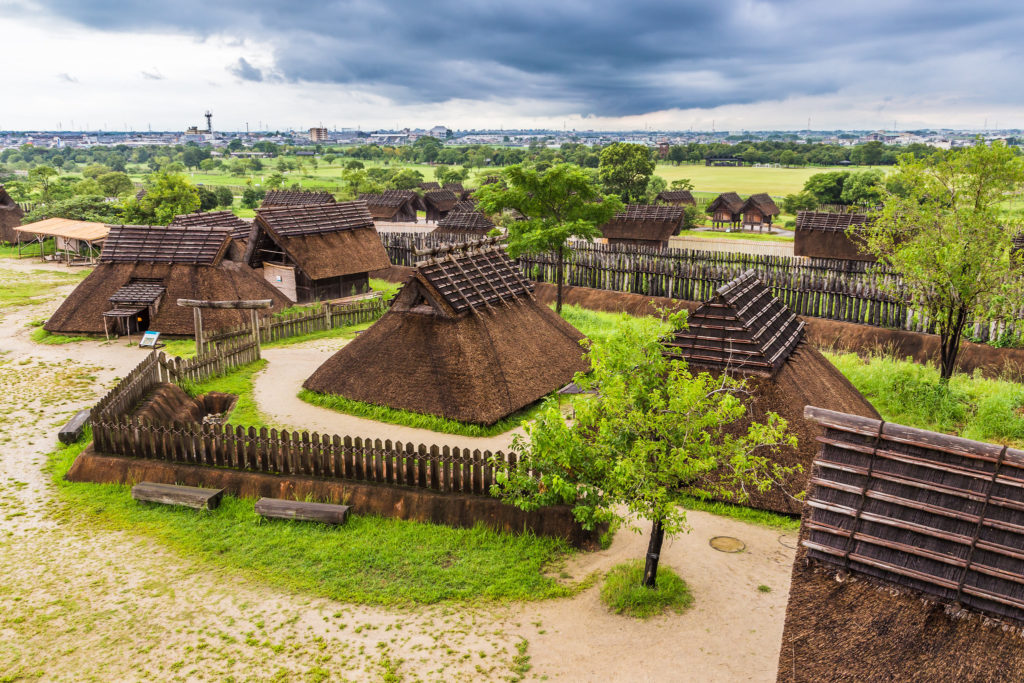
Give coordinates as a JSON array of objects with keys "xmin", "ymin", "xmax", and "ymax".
[{"xmin": 0, "ymin": 258, "xmax": 794, "ymax": 681}]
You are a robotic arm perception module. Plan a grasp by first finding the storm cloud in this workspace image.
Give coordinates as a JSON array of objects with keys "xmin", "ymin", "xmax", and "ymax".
[{"xmin": 24, "ymin": 0, "xmax": 1024, "ymax": 119}]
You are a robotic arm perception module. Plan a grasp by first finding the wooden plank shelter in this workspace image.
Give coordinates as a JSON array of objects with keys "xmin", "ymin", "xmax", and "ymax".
[
  {"xmin": 261, "ymin": 189, "xmax": 336, "ymax": 207},
  {"xmin": 14, "ymin": 217, "xmax": 109, "ymax": 264},
  {"xmin": 739, "ymin": 193, "xmax": 780, "ymax": 231},
  {"xmin": 359, "ymin": 190, "xmax": 418, "ymax": 223},
  {"xmin": 655, "ymin": 190, "xmax": 696, "ymax": 206},
  {"xmin": 706, "ymin": 192, "xmax": 744, "ymax": 230},
  {"xmin": 244, "ymin": 201, "xmax": 390, "ymax": 303},
  {"xmin": 777, "ymin": 406, "xmax": 1024, "ymax": 681},
  {"xmin": 794, "ymin": 210, "xmax": 876, "ymax": 261},
  {"xmin": 600, "ymin": 204, "xmax": 684, "ymax": 249},
  {"xmin": 422, "ymin": 189, "xmax": 459, "ymax": 223},
  {"xmin": 0, "ymin": 185, "xmax": 24, "ymax": 244}
]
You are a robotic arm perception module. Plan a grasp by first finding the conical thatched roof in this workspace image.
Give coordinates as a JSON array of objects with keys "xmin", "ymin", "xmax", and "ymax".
[
  {"xmin": 303, "ymin": 238, "xmax": 588, "ymax": 425},
  {"xmin": 663, "ymin": 270, "xmax": 878, "ymax": 513},
  {"xmin": 0, "ymin": 185, "xmax": 25, "ymax": 244}
]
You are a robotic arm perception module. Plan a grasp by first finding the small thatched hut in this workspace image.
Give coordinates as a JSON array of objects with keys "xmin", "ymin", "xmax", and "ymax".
[
  {"xmin": 244, "ymin": 201, "xmax": 390, "ymax": 303},
  {"xmin": 261, "ymin": 189, "xmax": 336, "ymax": 208},
  {"xmin": 740, "ymin": 193, "xmax": 780, "ymax": 231},
  {"xmin": 655, "ymin": 190, "xmax": 696, "ymax": 206},
  {"xmin": 794, "ymin": 211, "xmax": 875, "ymax": 261},
  {"xmin": 778, "ymin": 406, "xmax": 1024, "ymax": 682},
  {"xmin": 663, "ymin": 270, "xmax": 878, "ymax": 513},
  {"xmin": 422, "ymin": 189, "xmax": 459, "ymax": 223},
  {"xmin": 706, "ymin": 192, "xmax": 744, "ymax": 229},
  {"xmin": 360, "ymin": 190, "xmax": 418, "ymax": 223},
  {"xmin": 442, "ymin": 183, "xmax": 471, "ymax": 200},
  {"xmin": 434, "ymin": 210, "xmax": 495, "ymax": 236},
  {"xmin": 600, "ymin": 204, "xmax": 685, "ymax": 248},
  {"xmin": 0, "ymin": 185, "xmax": 25, "ymax": 244},
  {"xmin": 170, "ymin": 210, "xmax": 252, "ymax": 260},
  {"xmin": 418, "ymin": 181, "xmax": 441, "ymax": 191},
  {"xmin": 45, "ymin": 224, "xmax": 290, "ymax": 337},
  {"xmin": 303, "ymin": 237, "xmax": 589, "ymax": 425}
]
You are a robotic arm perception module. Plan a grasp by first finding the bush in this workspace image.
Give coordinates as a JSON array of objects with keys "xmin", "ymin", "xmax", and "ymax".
[
  {"xmin": 599, "ymin": 561, "xmax": 693, "ymax": 618},
  {"xmin": 241, "ymin": 187, "xmax": 265, "ymax": 209},
  {"xmin": 214, "ymin": 186, "xmax": 234, "ymax": 208}
]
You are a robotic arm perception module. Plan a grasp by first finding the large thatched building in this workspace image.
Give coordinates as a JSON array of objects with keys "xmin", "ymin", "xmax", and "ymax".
[
  {"xmin": 261, "ymin": 189, "xmax": 336, "ymax": 208},
  {"xmin": 422, "ymin": 189, "xmax": 459, "ymax": 223},
  {"xmin": 434, "ymin": 210, "xmax": 495, "ymax": 236},
  {"xmin": 794, "ymin": 211, "xmax": 875, "ymax": 261},
  {"xmin": 707, "ymin": 192, "xmax": 744, "ymax": 229},
  {"xmin": 655, "ymin": 190, "xmax": 696, "ymax": 206},
  {"xmin": 45, "ymin": 224, "xmax": 290, "ymax": 337},
  {"xmin": 600, "ymin": 204, "xmax": 685, "ymax": 249},
  {"xmin": 359, "ymin": 190, "xmax": 418, "ymax": 223},
  {"xmin": 777, "ymin": 406, "xmax": 1024, "ymax": 681},
  {"xmin": 0, "ymin": 185, "xmax": 24, "ymax": 244},
  {"xmin": 244, "ymin": 201, "xmax": 390, "ymax": 303},
  {"xmin": 303, "ymin": 237, "xmax": 589, "ymax": 425},
  {"xmin": 663, "ymin": 270, "xmax": 878, "ymax": 513},
  {"xmin": 170, "ymin": 210, "xmax": 252, "ymax": 260},
  {"xmin": 740, "ymin": 193, "xmax": 780, "ymax": 231}
]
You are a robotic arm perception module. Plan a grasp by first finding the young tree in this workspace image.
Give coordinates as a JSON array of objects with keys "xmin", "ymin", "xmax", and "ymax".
[
  {"xmin": 669, "ymin": 178, "xmax": 694, "ymax": 191},
  {"xmin": 120, "ymin": 171, "xmax": 200, "ymax": 225},
  {"xmin": 214, "ymin": 186, "xmax": 234, "ymax": 208},
  {"xmin": 28, "ymin": 165, "xmax": 59, "ymax": 201},
  {"xmin": 493, "ymin": 312, "xmax": 796, "ymax": 587},
  {"xmin": 474, "ymin": 163, "xmax": 623, "ymax": 313},
  {"xmin": 860, "ymin": 142, "xmax": 1024, "ymax": 379},
  {"xmin": 598, "ymin": 142, "xmax": 656, "ymax": 201}
]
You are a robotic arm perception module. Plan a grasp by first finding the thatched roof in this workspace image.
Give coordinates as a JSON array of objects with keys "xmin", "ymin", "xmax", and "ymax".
[
  {"xmin": 170, "ymin": 210, "xmax": 252, "ymax": 241},
  {"xmin": 100, "ymin": 225, "xmax": 231, "ymax": 266},
  {"xmin": 778, "ymin": 406, "xmax": 1024, "ymax": 680},
  {"xmin": 45, "ymin": 260, "xmax": 291, "ymax": 336},
  {"xmin": 740, "ymin": 192, "xmax": 779, "ymax": 217},
  {"xmin": 656, "ymin": 190, "xmax": 696, "ymax": 205},
  {"xmin": 418, "ymin": 182, "xmax": 441, "ymax": 191},
  {"xmin": 302, "ymin": 238, "xmax": 588, "ymax": 425},
  {"xmin": 359, "ymin": 190, "xmax": 418, "ymax": 221},
  {"xmin": 442, "ymin": 183, "xmax": 465, "ymax": 194},
  {"xmin": 706, "ymin": 191, "xmax": 744, "ymax": 215},
  {"xmin": 0, "ymin": 185, "xmax": 25, "ymax": 244},
  {"xmin": 795, "ymin": 210, "xmax": 870, "ymax": 232},
  {"xmin": 261, "ymin": 190, "xmax": 336, "ymax": 207},
  {"xmin": 247, "ymin": 201, "xmax": 390, "ymax": 280},
  {"xmin": 600, "ymin": 204, "xmax": 684, "ymax": 243},
  {"xmin": 423, "ymin": 189, "xmax": 459, "ymax": 212},
  {"xmin": 452, "ymin": 199, "xmax": 478, "ymax": 213},
  {"xmin": 435, "ymin": 210, "xmax": 495, "ymax": 235}
]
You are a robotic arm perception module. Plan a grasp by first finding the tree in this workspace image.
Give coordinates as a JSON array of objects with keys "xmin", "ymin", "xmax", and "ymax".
[
  {"xmin": 28, "ymin": 166, "xmax": 59, "ymax": 201},
  {"xmin": 23, "ymin": 195, "xmax": 123, "ymax": 223},
  {"xmin": 120, "ymin": 171, "xmax": 200, "ymax": 225},
  {"xmin": 860, "ymin": 142, "xmax": 1024, "ymax": 379},
  {"xmin": 780, "ymin": 191, "xmax": 818, "ymax": 214},
  {"xmin": 264, "ymin": 173, "xmax": 286, "ymax": 189},
  {"xmin": 82, "ymin": 163, "xmax": 111, "ymax": 179},
  {"xmin": 96, "ymin": 171, "xmax": 134, "ymax": 197},
  {"xmin": 493, "ymin": 311, "xmax": 796, "ymax": 588},
  {"xmin": 802, "ymin": 171, "xmax": 849, "ymax": 205},
  {"xmin": 599, "ymin": 143, "xmax": 656, "ymax": 202},
  {"xmin": 214, "ymin": 186, "xmax": 234, "ymax": 208},
  {"xmin": 197, "ymin": 186, "xmax": 219, "ymax": 211},
  {"xmin": 240, "ymin": 186, "xmax": 266, "ymax": 209},
  {"xmin": 839, "ymin": 170, "xmax": 885, "ymax": 207},
  {"xmin": 669, "ymin": 178, "xmax": 694, "ymax": 191},
  {"xmin": 475, "ymin": 163, "xmax": 622, "ymax": 313},
  {"xmin": 390, "ymin": 168, "xmax": 424, "ymax": 190}
]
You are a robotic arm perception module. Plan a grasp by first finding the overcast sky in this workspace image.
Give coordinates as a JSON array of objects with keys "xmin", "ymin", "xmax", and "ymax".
[{"xmin": 3, "ymin": 0, "xmax": 1023, "ymax": 132}]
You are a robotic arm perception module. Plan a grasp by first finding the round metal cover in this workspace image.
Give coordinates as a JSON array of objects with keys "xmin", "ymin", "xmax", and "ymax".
[
  {"xmin": 709, "ymin": 536, "xmax": 745, "ymax": 553},
  {"xmin": 778, "ymin": 534, "xmax": 798, "ymax": 549}
]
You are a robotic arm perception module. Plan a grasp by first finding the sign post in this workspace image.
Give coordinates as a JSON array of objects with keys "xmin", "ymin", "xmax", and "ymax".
[{"xmin": 176, "ymin": 299, "xmax": 273, "ymax": 357}]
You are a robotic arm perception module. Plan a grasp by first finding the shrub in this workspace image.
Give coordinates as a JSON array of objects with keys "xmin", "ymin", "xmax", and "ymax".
[{"xmin": 599, "ymin": 561, "xmax": 693, "ymax": 618}]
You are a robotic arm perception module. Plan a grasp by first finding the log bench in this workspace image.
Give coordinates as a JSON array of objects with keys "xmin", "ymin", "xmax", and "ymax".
[
  {"xmin": 58, "ymin": 409, "xmax": 91, "ymax": 445},
  {"xmin": 255, "ymin": 498, "xmax": 351, "ymax": 525},
  {"xmin": 131, "ymin": 482, "xmax": 224, "ymax": 510}
]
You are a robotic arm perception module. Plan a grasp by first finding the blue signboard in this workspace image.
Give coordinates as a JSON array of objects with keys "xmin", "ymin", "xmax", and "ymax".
[{"xmin": 139, "ymin": 330, "xmax": 161, "ymax": 348}]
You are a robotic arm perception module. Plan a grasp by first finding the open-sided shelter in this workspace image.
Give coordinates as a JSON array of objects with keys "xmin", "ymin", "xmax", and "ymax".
[
  {"xmin": 740, "ymin": 193, "xmax": 780, "ymax": 231},
  {"xmin": 45, "ymin": 224, "xmax": 290, "ymax": 337},
  {"xmin": 655, "ymin": 190, "xmax": 696, "ymax": 206},
  {"xmin": 706, "ymin": 192, "xmax": 744, "ymax": 229},
  {"xmin": 359, "ymin": 190, "xmax": 418, "ymax": 223},
  {"xmin": 663, "ymin": 270, "xmax": 878, "ymax": 513},
  {"xmin": 260, "ymin": 189, "xmax": 336, "ymax": 208},
  {"xmin": 777, "ymin": 406, "xmax": 1024, "ymax": 682},
  {"xmin": 244, "ymin": 201, "xmax": 390, "ymax": 303},
  {"xmin": 303, "ymin": 237, "xmax": 589, "ymax": 425},
  {"xmin": 170, "ymin": 210, "xmax": 252, "ymax": 260},
  {"xmin": 14, "ymin": 218, "xmax": 109, "ymax": 264},
  {"xmin": 794, "ymin": 211, "xmax": 875, "ymax": 261},
  {"xmin": 422, "ymin": 189, "xmax": 459, "ymax": 223},
  {"xmin": 0, "ymin": 185, "xmax": 24, "ymax": 244},
  {"xmin": 600, "ymin": 204, "xmax": 684, "ymax": 248},
  {"xmin": 434, "ymin": 210, "xmax": 495, "ymax": 236}
]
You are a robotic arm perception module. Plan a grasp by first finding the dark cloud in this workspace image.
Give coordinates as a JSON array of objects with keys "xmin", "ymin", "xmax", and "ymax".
[{"xmin": 30, "ymin": 0, "xmax": 1024, "ymax": 116}]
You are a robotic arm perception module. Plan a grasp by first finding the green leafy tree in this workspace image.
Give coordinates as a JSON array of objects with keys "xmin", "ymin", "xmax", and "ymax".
[
  {"xmin": 28, "ymin": 166, "xmax": 59, "ymax": 201},
  {"xmin": 475, "ymin": 163, "xmax": 622, "ymax": 313},
  {"xmin": 214, "ymin": 186, "xmax": 234, "ymax": 208},
  {"xmin": 598, "ymin": 143, "xmax": 656, "ymax": 202},
  {"xmin": 264, "ymin": 173, "xmax": 286, "ymax": 190},
  {"xmin": 669, "ymin": 178, "xmax": 694, "ymax": 191},
  {"xmin": 82, "ymin": 163, "xmax": 112, "ymax": 179},
  {"xmin": 780, "ymin": 191, "xmax": 818, "ymax": 214},
  {"xmin": 345, "ymin": 159, "xmax": 365, "ymax": 171},
  {"xmin": 96, "ymin": 171, "xmax": 134, "ymax": 197},
  {"xmin": 390, "ymin": 168, "xmax": 424, "ymax": 190},
  {"xmin": 120, "ymin": 171, "xmax": 200, "ymax": 225},
  {"xmin": 839, "ymin": 170, "xmax": 885, "ymax": 207},
  {"xmin": 680, "ymin": 205, "xmax": 705, "ymax": 230},
  {"xmin": 644, "ymin": 175, "xmax": 667, "ymax": 203},
  {"xmin": 493, "ymin": 311, "xmax": 796, "ymax": 587},
  {"xmin": 197, "ymin": 186, "xmax": 219, "ymax": 211},
  {"xmin": 72, "ymin": 178, "xmax": 104, "ymax": 196},
  {"xmin": 240, "ymin": 187, "xmax": 266, "ymax": 209},
  {"xmin": 23, "ymin": 195, "xmax": 123, "ymax": 223},
  {"xmin": 860, "ymin": 142, "xmax": 1024, "ymax": 379},
  {"xmin": 802, "ymin": 171, "xmax": 849, "ymax": 205}
]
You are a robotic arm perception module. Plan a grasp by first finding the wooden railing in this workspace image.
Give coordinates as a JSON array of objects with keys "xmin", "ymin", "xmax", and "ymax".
[{"xmin": 204, "ymin": 295, "xmax": 387, "ymax": 347}]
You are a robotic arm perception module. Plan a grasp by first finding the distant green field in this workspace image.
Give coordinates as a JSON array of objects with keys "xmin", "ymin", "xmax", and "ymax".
[{"xmin": 655, "ymin": 164, "xmax": 892, "ymax": 197}]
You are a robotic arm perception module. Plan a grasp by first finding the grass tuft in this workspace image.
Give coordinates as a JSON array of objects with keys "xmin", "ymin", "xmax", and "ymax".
[
  {"xmin": 599, "ymin": 561, "xmax": 694, "ymax": 619},
  {"xmin": 29, "ymin": 327, "xmax": 96, "ymax": 345}
]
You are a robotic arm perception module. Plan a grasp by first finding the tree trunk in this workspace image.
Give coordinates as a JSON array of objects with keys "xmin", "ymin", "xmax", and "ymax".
[
  {"xmin": 556, "ymin": 245, "xmax": 564, "ymax": 315},
  {"xmin": 642, "ymin": 518, "xmax": 665, "ymax": 588},
  {"xmin": 938, "ymin": 307, "xmax": 969, "ymax": 381}
]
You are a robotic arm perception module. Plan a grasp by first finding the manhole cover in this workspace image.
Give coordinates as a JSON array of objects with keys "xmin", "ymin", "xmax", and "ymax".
[
  {"xmin": 710, "ymin": 536, "xmax": 745, "ymax": 553},
  {"xmin": 779, "ymin": 534, "xmax": 798, "ymax": 550}
]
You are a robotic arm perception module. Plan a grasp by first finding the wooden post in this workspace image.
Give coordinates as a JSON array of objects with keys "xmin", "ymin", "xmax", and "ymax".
[
  {"xmin": 250, "ymin": 308, "xmax": 261, "ymax": 358},
  {"xmin": 193, "ymin": 307, "xmax": 204, "ymax": 354}
]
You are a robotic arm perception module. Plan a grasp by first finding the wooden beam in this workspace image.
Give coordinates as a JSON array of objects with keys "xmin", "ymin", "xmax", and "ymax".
[
  {"xmin": 131, "ymin": 482, "xmax": 224, "ymax": 510},
  {"xmin": 254, "ymin": 498, "xmax": 351, "ymax": 525},
  {"xmin": 176, "ymin": 299, "xmax": 274, "ymax": 310}
]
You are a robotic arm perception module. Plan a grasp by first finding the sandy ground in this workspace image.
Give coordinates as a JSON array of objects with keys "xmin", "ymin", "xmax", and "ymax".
[{"xmin": 0, "ymin": 257, "xmax": 794, "ymax": 681}]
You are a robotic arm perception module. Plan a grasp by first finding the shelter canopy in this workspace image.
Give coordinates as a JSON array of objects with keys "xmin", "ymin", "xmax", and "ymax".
[{"xmin": 15, "ymin": 217, "xmax": 109, "ymax": 242}]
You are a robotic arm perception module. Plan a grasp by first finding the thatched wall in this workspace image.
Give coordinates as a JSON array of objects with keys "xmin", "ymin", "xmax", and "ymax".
[
  {"xmin": 0, "ymin": 186, "xmax": 24, "ymax": 244},
  {"xmin": 794, "ymin": 229, "xmax": 875, "ymax": 261}
]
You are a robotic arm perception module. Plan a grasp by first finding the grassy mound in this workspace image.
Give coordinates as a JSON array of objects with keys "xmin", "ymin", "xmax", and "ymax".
[{"xmin": 599, "ymin": 561, "xmax": 694, "ymax": 619}]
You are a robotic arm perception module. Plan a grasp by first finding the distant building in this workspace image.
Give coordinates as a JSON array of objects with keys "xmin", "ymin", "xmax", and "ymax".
[
  {"xmin": 428, "ymin": 125, "xmax": 450, "ymax": 139},
  {"xmin": 308, "ymin": 127, "xmax": 329, "ymax": 142}
]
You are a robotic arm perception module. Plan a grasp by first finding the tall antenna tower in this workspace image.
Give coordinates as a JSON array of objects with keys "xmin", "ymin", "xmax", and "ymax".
[{"xmin": 204, "ymin": 110, "xmax": 213, "ymax": 134}]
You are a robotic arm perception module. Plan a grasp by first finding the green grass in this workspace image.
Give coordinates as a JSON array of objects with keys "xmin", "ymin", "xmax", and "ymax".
[
  {"xmin": 180, "ymin": 360, "xmax": 270, "ymax": 429},
  {"xmin": 677, "ymin": 494, "xmax": 800, "ymax": 531},
  {"xmin": 599, "ymin": 561, "xmax": 694, "ymax": 618},
  {"xmin": 674, "ymin": 229, "xmax": 794, "ymax": 243},
  {"xmin": 0, "ymin": 268, "xmax": 89, "ymax": 310},
  {"xmin": 0, "ymin": 240, "xmax": 48, "ymax": 258},
  {"xmin": 29, "ymin": 327, "xmax": 96, "ymax": 345},
  {"xmin": 557, "ymin": 303, "xmax": 673, "ymax": 344},
  {"xmin": 48, "ymin": 434, "xmax": 583, "ymax": 606},
  {"xmin": 826, "ymin": 350, "xmax": 1024, "ymax": 446},
  {"xmin": 654, "ymin": 163, "xmax": 891, "ymax": 196}
]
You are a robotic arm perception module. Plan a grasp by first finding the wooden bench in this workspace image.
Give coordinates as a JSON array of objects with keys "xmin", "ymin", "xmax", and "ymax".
[
  {"xmin": 255, "ymin": 498, "xmax": 351, "ymax": 525},
  {"xmin": 131, "ymin": 482, "xmax": 224, "ymax": 510},
  {"xmin": 58, "ymin": 409, "xmax": 91, "ymax": 444}
]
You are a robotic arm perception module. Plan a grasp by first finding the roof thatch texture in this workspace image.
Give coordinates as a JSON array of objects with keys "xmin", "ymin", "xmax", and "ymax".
[
  {"xmin": 740, "ymin": 192, "xmax": 780, "ymax": 217},
  {"xmin": 795, "ymin": 211, "xmax": 870, "ymax": 232},
  {"xmin": 303, "ymin": 239, "xmax": 588, "ymax": 425},
  {"xmin": 44, "ymin": 260, "xmax": 291, "ymax": 336},
  {"xmin": 778, "ymin": 406, "xmax": 1024, "ymax": 681},
  {"xmin": 423, "ymin": 189, "xmax": 459, "ymax": 212},
  {"xmin": 100, "ymin": 225, "xmax": 231, "ymax": 266},
  {"xmin": 418, "ymin": 182, "xmax": 441, "ymax": 191},
  {"xmin": 170, "ymin": 210, "xmax": 252, "ymax": 241},
  {"xmin": 248, "ymin": 201, "xmax": 390, "ymax": 280},
  {"xmin": 435, "ymin": 210, "xmax": 495, "ymax": 235},
  {"xmin": 656, "ymin": 190, "xmax": 696, "ymax": 205},
  {"xmin": 706, "ymin": 191, "xmax": 744, "ymax": 215},
  {"xmin": 600, "ymin": 204, "xmax": 684, "ymax": 242},
  {"xmin": 358, "ymin": 190, "xmax": 418, "ymax": 221},
  {"xmin": 261, "ymin": 190, "xmax": 336, "ymax": 207},
  {"xmin": 452, "ymin": 199, "xmax": 478, "ymax": 213},
  {"xmin": 0, "ymin": 185, "xmax": 25, "ymax": 244}
]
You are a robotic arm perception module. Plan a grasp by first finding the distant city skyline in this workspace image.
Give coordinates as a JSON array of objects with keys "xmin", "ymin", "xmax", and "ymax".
[{"xmin": 2, "ymin": 0, "xmax": 1023, "ymax": 132}]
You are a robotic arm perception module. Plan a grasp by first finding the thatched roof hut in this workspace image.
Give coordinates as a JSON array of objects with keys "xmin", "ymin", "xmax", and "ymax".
[
  {"xmin": 261, "ymin": 189, "xmax": 336, "ymax": 208},
  {"xmin": 655, "ymin": 190, "xmax": 696, "ymax": 206},
  {"xmin": 418, "ymin": 182, "xmax": 441, "ymax": 191},
  {"xmin": 45, "ymin": 224, "xmax": 290, "ymax": 337},
  {"xmin": 434, "ymin": 210, "xmax": 495, "ymax": 236},
  {"xmin": 778, "ymin": 406, "xmax": 1024, "ymax": 681},
  {"xmin": 359, "ymin": 190, "xmax": 418, "ymax": 223},
  {"xmin": 303, "ymin": 237, "xmax": 589, "ymax": 425},
  {"xmin": 452, "ymin": 199, "xmax": 478, "ymax": 213},
  {"xmin": 170, "ymin": 210, "xmax": 252, "ymax": 260},
  {"xmin": 245, "ymin": 201, "xmax": 390, "ymax": 303},
  {"xmin": 706, "ymin": 192, "xmax": 744, "ymax": 229},
  {"xmin": 740, "ymin": 193, "xmax": 780, "ymax": 230},
  {"xmin": 442, "ymin": 182, "xmax": 471, "ymax": 200},
  {"xmin": 794, "ymin": 211, "xmax": 875, "ymax": 261},
  {"xmin": 422, "ymin": 189, "xmax": 459, "ymax": 223},
  {"xmin": 663, "ymin": 270, "xmax": 878, "ymax": 513},
  {"xmin": 600, "ymin": 204, "xmax": 685, "ymax": 248},
  {"xmin": 0, "ymin": 185, "xmax": 25, "ymax": 244}
]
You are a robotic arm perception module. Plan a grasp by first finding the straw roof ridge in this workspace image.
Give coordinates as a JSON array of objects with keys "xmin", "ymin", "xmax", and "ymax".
[
  {"xmin": 707, "ymin": 191, "xmax": 744, "ymax": 213},
  {"xmin": 261, "ymin": 189, "xmax": 336, "ymax": 207},
  {"xmin": 656, "ymin": 190, "xmax": 695, "ymax": 203},
  {"xmin": 435, "ymin": 210, "xmax": 495, "ymax": 233},
  {"xmin": 414, "ymin": 238, "xmax": 531, "ymax": 314},
  {"xmin": 740, "ymin": 192, "xmax": 780, "ymax": 216},
  {"xmin": 442, "ymin": 182, "xmax": 465, "ymax": 194},
  {"xmin": 170, "ymin": 210, "xmax": 252, "ymax": 240},
  {"xmin": 418, "ymin": 182, "xmax": 441, "ymax": 190},
  {"xmin": 359, "ymin": 190, "xmax": 417, "ymax": 208},
  {"xmin": 100, "ymin": 224, "xmax": 231, "ymax": 266},
  {"xmin": 795, "ymin": 210, "xmax": 871, "ymax": 232}
]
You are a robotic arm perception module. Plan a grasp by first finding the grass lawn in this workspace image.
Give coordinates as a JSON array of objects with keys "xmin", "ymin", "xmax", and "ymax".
[
  {"xmin": 654, "ymin": 163, "xmax": 891, "ymax": 196},
  {"xmin": 674, "ymin": 229, "xmax": 794, "ymax": 243},
  {"xmin": 0, "ymin": 267, "xmax": 90, "ymax": 311}
]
